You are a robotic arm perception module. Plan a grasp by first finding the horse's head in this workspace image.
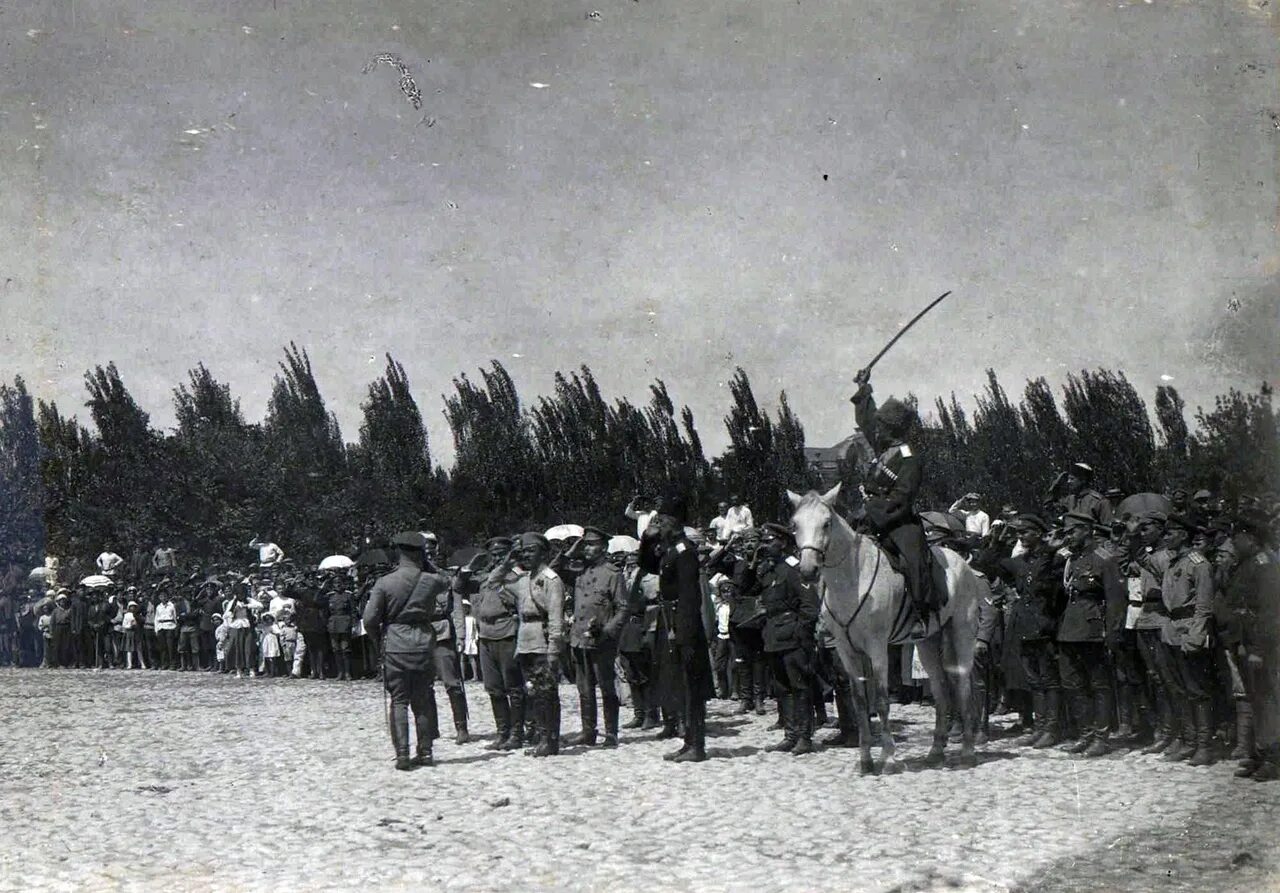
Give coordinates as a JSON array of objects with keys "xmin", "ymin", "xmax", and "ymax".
[{"xmin": 787, "ymin": 483, "xmax": 842, "ymax": 583}]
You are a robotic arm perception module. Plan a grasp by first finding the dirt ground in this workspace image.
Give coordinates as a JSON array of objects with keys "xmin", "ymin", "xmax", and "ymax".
[{"xmin": 1, "ymin": 668, "xmax": 1276, "ymax": 892}]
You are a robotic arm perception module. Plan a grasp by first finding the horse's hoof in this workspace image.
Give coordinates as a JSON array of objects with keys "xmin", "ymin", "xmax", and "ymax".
[
  {"xmin": 957, "ymin": 752, "xmax": 978, "ymax": 769},
  {"xmin": 925, "ymin": 750, "xmax": 946, "ymax": 768},
  {"xmin": 881, "ymin": 759, "xmax": 904, "ymax": 776}
]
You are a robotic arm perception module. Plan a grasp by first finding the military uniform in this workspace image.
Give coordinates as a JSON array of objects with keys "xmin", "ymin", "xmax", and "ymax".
[
  {"xmin": 513, "ymin": 560, "xmax": 565, "ymax": 757},
  {"xmin": 852, "ymin": 386, "xmax": 933, "ymax": 621},
  {"xmin": 1231, "ymin": 549, "xmax": 1280, "ymax": 777},
  {"xmin": 1159, "ymin": 546, "xmax": 1217, "ymax": 763},
  {"xmin": 1058, "ymin": 489, "xmax": 1114, "ymax": 525},
  {"xmin": 363, "ymin": 543, "xmax": 449, "ymax": 768},
  {"xmin": 1056, "ymin": 544, "xmax": 1126, "ymax": 753},
  {"xmin": 760, "ymin": 554, "xmax": 820, "ymax": 752},
  {"xmin": 567, "ymin": 554, "xmax": 628, "ymax": 745},
  {"xmin": 468, "ymin": 561, "xmax": 525, "ymax": 749},
  {"xmin": 643, "ymin": 529, "xmax": 714, "ymax": 760},
  {"xmin": 618, "ymin": 565, "xmax": 660, "ymax": 729},
  {"xmin": 1005, "ymin": 546, "xmax": 1066, "ymax": 747},
  {"xmin": 1131, "ymin": 544, "xmax": 1178, "ymax": 751},
  {"xmin": 432, "ymin": 575, "xmax": 470, "ymax": 741},
  {"xmin": 327, "ymin": 585, "xmax": 356, "ymax": 680}
]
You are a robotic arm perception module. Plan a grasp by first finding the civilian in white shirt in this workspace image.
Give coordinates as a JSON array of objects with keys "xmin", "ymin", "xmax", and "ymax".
[
  {"xmin": 153, "ymin": 591, "xmax": 179, "ymax": 670},
  {"xmin": 709, "ymin": 574, "xmax": 735, "ymax": 699},
  {"xmin": 623, "ymin": 496, "xmax": 658, "ymax": 540},
  {"xmin": 96, "ymin": 546, "xmax": 124, "ymax": 579},
  {"xmin": 949, "ymin": 493, "xmax": 992, "ymax": 538},
  {"xmin": 708, "ymin": 502, "xmax": 732, "ymax": 543},
  {"xmin": 249, "ymin": 537, "xmax": 285, "ymax": 567},
  {"xmin": 723, "ymin": 496, "xmax": 754, "ymax": 539}
]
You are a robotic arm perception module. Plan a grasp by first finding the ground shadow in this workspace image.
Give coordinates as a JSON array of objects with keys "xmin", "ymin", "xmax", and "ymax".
[
  {"xmin": 437, "ymin": 751, "xmax": 511, "ymax": 766},
  {"xmin": 706, "ymin": 745, "xmax": 762, "ymax": 759}
]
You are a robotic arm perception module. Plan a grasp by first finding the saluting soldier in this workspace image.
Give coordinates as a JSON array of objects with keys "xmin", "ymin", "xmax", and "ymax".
[
  {"xmin": 458, "ymin": 536, "xmax": 526, "ymax": 751},
  {"xmin": 1005, "ymin": 515, "xmax": 1067, "ymax": 749},
  {"xmin": 564, "ymin": 526, "xmax": 628, "ymax": 747},
  {"xmin": 1050, "ymin": 462, "xmax": 1114, "ymax": 525},
  {"xmin": 1055, "ymin": 511, "xmax": 1127, "ymax": 756},
  {"xmin": 513, "ymin": 532, "xmax": 565, "ymax": 757},
  {"xmin": 1159, "ymin": 514, "xmax": 1217, "ymax": 766},
  {"xmin": 757, "ymin": 523, "xmax": 821, "ymax": 755},
  {"xmin": 363, "ymin": 532, "xmax": 448, "ymax": 771}
]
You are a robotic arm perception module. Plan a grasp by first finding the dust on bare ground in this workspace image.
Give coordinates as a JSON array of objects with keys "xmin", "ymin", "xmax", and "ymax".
[{"xmin": 0, "ymin": 668, "xmax": 1276, "ymax": 893}]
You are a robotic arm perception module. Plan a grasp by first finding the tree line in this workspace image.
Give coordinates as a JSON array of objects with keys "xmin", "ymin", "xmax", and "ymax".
[{"xmin": 0, "ymin": 348, "xmax": 1274, "ymax": 572}]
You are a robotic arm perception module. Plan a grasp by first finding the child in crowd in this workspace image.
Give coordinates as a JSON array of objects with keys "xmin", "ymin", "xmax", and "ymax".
[
  {"xmin": 278, "ymin": 615, "xmax": 298, "ymax": 673},
  {"xmin": 258, "ymin": 613, "xmax": 282, "ymax": 677},
  {"xmin": 120, "ymin": 601, "xmax": 140, "ymax": 669},
  {"xmin": 213, "ymin": 614, "xmax": 229, "ymax": 673},
  {"xmin": 37, "ymin": 605, "xmax": 52, "ymax": 668}
]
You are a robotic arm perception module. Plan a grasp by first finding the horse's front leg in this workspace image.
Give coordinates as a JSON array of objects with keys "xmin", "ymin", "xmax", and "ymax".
[
  {"xmin": 916, "ymin": 640, "xmax": 950, "ymax": 767},
  {"xmin": 870, "ymin": 650, "xmax": 903, "ymax": 775}
]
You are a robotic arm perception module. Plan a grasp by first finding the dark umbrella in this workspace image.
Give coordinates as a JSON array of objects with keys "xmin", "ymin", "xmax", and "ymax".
[
  {"xmin": 356, "ymin": 549, "xmax": 390, "ymax": 567},
  {"xmin": 920, "ymin": 511, "xmax": 966, "ymax": 534},
  {"xmin": 446, "ymin": 546, "xmax": 482, "ymax": 570},
  {"xmin": 1116, "ymin": 493, "xmax": 1172, "ymax": 518}
]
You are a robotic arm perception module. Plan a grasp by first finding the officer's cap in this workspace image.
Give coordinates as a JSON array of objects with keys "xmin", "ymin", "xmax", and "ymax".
[
  {"xmin": 1164, "ymin": 513, "xmax": 1201, "ymax": 534},
  {"xmin": 1061, "ymin": 510, "xmax": 1100, "ymax": 531},
  {"xmin": 391, "ymin": 531, "xmax": 427, "ymax": 550},
  {"xmin": 1014, "ymin": 513, "xmax": 1048, "ymax": 533},
  {"xmin": 580, "ymin": 525, "xmax": 610, "ymax": 543},
  {"xmin": 1140, "ymin": 510, "xmax": 1168, "ymax": 525},
  {"xmin": 485, "ymin": 535, "xmax": 513, "ymax": 549},
  {"xmin": 1235, "ymin": 508, "xmax": 1274, "ymax": 543},
  {"xmin": 1069, "ymin": 462, "xmax": 1094, "ymax": 478},
  {"xmin": 760, "ymin": 522, "xmax": 793, "ymax": 543},
  {"xmin": 519, "ymin": 532, "xmax": 550, "ymax": 549},
  {"xmin": 1192, "ymin": 489, "xmax": 1212, "ymax": 502}
]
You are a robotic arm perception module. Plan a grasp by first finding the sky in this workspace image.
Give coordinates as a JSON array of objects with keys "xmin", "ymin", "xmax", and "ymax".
[{"xmin": 2, "ymin": 0, "xmax": 1277, "ymax": 464}]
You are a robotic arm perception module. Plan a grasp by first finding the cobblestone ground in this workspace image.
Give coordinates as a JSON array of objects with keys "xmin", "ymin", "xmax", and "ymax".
[{"xmin": 1, "ymin": 668, "xmax": 1276, "ymax": 893}]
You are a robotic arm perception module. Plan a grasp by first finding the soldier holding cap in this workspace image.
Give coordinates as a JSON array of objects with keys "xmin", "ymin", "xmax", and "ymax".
[
  {"xmin": 563, "ymin": 526, "xmax": 628, "ymax": 747},
  {"xmin": 362, "ymin": 531, "xmax": 450, "ymax": 770}
]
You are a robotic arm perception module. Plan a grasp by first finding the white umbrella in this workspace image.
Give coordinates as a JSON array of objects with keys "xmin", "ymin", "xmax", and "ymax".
[
  {"xmin": 318, "ymin": 555, "xmax": 354, "ymax": 571},
  {"xmin": 544, "ymin": 524, "xmax": 584, "ymax": 542},
  {"xmin": 607, "ymin": 535, "xmax": 640, "ymax": 554},
  {"xmin": 27, "ymin": 567, "xmax": 52, "ymax": 581},
  {"xmin": 80, "ymin": 575, "xmax": 113, "ymax": 588}
]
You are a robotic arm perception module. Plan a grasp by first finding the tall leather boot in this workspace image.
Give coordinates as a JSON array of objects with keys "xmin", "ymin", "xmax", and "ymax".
[
  {"xmin": 413, "ymin": 710, "xmax": 435, "ymax": 767},
  {"xmin": 1187, "ymin": 702, "xmax": 1216, "ymax": 766},
  {"xmin": 1164, "ymin": 702, "xmax": 1197, "ymax": 761},
  {"xmin": 567, "ymin": 693, "xmax": 599, "ymax": 747},
  {"xmin": 1142, "ymin": 691, "xmax": 1177, "ymax": 754},
  {"xmin": 534, "ymin": 691, "xmax": 560, "ymax": 757},
  {"xmin": 1229, "ymin": 701, "xmax": 1254, "ymax": 762},
  {"xmin": 602, "ymin": 692, "xmax": 620, "ymax": 748},
  {"xmin": 487, "ymin": 694, "xmax": 511, "ymax": 751},
  {"xmin": 389, "ymin": 704, "xmax": 412, "ymax": 770},
  {"xmin": 1033, "ymin": 690, "xmax": 1063, "ymax": 749},
  {"xmin": 1015, "ymin": 691, "xmax": 1045, "ymax": 747},
  {"xmin": 1114, "ymin": 683, "xmax": 1135, "ymax": 743},
  {"xmin": 765, "ymin": 694, "xmax": 797, "ymax": 752},
  {"xmin": 625, "ymin": 685, "xmax": 646, "ymax": 729},
  {"xmin": 449, "ymin": 688, "xmax": 471, "ymax": 744},
  {"xmin": 792, "ymin": 688, "xmax": 815, "ymax": 755},
  {"xmin": 500, "ymin": 691, "xmax": 525, "ymax": 750},
  {"xmin": 753, "ymin": 662, "xmax": 770, "ymax": 715},
  {"xmin": 1062, "ymin": 690, "xmax": 1094, "ymax": 754},
  {"xmin": 1084, "ymin": 686, "xmax": 1114, "ymax": 757},
  {"xmin": 673, "ymin": 697, "xmax": 708, "ymax": 762}
]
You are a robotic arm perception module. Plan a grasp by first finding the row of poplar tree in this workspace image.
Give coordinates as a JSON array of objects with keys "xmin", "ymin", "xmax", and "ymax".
[{"xmin": 0, "ymin": 345, "xmax": 1275, "ymax": 572}]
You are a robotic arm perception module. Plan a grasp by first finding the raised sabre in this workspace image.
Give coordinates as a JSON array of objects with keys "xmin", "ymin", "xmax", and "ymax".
[{"xmin": 855, "ymin": 290, "xmax": 953, "ymax": 382}]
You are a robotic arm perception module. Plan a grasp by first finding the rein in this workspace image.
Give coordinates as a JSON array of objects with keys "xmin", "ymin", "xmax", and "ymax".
[{"xmin": 817, "ymin": 531, "xmax": 883, "ymax": 642}]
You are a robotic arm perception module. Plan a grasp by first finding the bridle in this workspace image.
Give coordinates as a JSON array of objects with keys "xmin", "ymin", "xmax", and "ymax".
[
  {"xmin": 796, "ymin": 508, "xmax": 881, "ymax": 641},
  {"xmin": 796, "ymin": 515, "xmax": 852, "ymax": 571}
]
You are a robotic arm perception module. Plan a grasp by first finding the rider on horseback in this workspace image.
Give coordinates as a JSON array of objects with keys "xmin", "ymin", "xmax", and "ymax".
[{"xmin": 851, "ymin": 369, "xmax": 936, "ymax": 639}]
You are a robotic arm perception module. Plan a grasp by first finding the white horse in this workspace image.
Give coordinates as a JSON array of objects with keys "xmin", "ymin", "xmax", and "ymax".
[{"xmin": 789, "ymin": 484, "xmax": 982, "ymax": 774}]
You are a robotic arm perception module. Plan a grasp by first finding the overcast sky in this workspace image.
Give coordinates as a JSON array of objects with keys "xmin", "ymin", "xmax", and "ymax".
[{"xmin": 2, "ymin": 0, "xmax": 1276, "ymax": 462}]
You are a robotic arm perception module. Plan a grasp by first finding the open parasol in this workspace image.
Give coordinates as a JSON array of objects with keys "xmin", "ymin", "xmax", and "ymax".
[
  {"xmin": 80, "ymin": 575, "xmax": 113, "ymax": 588},
  {"xmin": 607, "ymin": 535, "xmax": 640, "ymax": 554},
  {"xmin": 318, "ymin": 555, "xmax": 355, "ymax": 571},
  {"xmin": 544, "ymin": 524, "xmax": 584, "ymax": 542}
]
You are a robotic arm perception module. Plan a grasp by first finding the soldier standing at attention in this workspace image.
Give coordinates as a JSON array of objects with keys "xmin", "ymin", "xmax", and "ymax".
[
  {"xmin": 1055, "ymin": 511, "xmax": 1127, "ymax": 756},
  {"xmin": 363, "ymin": 532, "xmax": 448, "ymax": 771},
  {"xmin": 564, "ymin": 526, "xmax": 628, "ymax": 748},
  {"xmin": 757, "ymin": 523, "xmax": 821, "ymax": 755},
  {"xmin": 513, "ymin": 532, "xmax": 565, "ymax": 757},
  {"xmin": 458, "ymin": 537, "xmax": 526, "ymax": 751},
  {"xmin": 1159, "ymin": 514, "xmax": 1218, "ymax": 767},
  {"xmin": 1006, "ymin": 515, "xmax": 1067, "ymax": 749}
]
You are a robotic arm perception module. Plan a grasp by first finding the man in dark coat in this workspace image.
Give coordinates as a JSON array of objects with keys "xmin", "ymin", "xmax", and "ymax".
[
  {"xmin": 1055, "ymin": 510, "xmax": 1127, "ymax": 756},
  {"xmin": 1005, "ymin": 515, "xmax": 1067, "ymax": 749},
  {"xmin": 457, "ymin": 536, "xmax": 525, "ymax": 750},
  {"xmin": 757, "ymin": 523, "xmax": 821, "ymax": 754},
  {"xmin": 851, "ymin": 370, "xmax": 934, "ymax": 637},
  {"xmin": 363, "ymin": 532, "xmax": 448, "ymax": 770},
  {"xmin": 290, "ymin": 574, "xmax": 329, "ymax": 680},
  {"xmin": 642, "ymin": 495, "xmax": 714, "ymax": 762}
]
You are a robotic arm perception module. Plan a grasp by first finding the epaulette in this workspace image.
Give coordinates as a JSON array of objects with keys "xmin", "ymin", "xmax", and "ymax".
[
  {"xmin": 1258, "ymin": 553, "xmax": 1272, "ymax": 566},
  {"xmin": 898, "ymin": 444, "xmax": 913, "ymax": 458},
  {"xmin": 784, "ymin": 555, "xmax": 800, "ymax": 567},
  {"xmin": 675, "ymin": 542, "xmax": 687, "ymax": 554},
  {"xmin": 540, "ymin": 567, "xmax": 559, "ymax": 581},
  {"xmin": 1188, "ymin": 552, "xmax": 1205, "ymax": 566}
]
